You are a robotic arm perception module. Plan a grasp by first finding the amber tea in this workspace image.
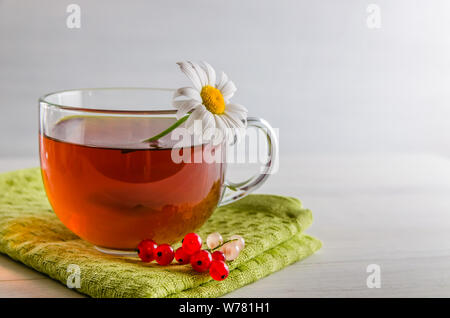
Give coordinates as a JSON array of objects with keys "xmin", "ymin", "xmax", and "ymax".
[{"xmin": 40, "ymin": 116, "xmax": 225, "ymax": 249}]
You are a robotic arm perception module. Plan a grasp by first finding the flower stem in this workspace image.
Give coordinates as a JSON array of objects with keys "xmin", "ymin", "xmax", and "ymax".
[{"xmin": 142, "ymin": 114, "xmax": 190, "ymax": 143}]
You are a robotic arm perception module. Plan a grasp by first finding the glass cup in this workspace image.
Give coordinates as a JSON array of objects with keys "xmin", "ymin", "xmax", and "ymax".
[{"xmin": 39, "ymin": 88, "xmax": 277, "ymax": 252}]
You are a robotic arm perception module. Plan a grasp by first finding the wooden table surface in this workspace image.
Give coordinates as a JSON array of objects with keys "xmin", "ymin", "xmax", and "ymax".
[{"xmin": 1, "ymin": 153, "xmax": 449, "ymax": 297}]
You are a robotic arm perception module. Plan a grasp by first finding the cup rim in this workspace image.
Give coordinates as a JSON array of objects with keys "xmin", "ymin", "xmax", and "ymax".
[{"xmin": 39, "ymin": 87, "xmax": 178, "ymax": 115}]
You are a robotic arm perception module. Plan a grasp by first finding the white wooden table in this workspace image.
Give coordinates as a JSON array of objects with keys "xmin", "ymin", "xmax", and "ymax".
[{"xmin": 1, "ymin": 154, "xmax": 449, "ymax": 297}]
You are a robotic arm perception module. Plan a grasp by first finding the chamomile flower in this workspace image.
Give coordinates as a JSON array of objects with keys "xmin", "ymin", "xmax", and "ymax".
[{"xmin": 173, "ymin": 61, "xmax": 248, "ymax": 142}]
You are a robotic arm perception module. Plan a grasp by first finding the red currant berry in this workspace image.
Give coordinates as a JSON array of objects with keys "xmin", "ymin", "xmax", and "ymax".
[
  {"xmin": 190, "ymin": 250, "xmax": 212, "ymax": 272},
  {"xmin": 175, "ymin": 247, "xmax": 190, "ymax": 265},
  {"xmin": 182, "ymin": 233, "xmax": 202, "ymax": 255},
  {"xmin": 137, "ymin": 239, "xmax": 157, "ymax": 262},
  {"xmin": 211, "ymin": 251, "xmax": 226, "ymax": 262},
  {"xmin": 209, "ymin": 260, "xmax": 229, "ymax": 281},
  {"xmin": 153, "ymin": 244, "xmax": 174, "ymax": 265}
]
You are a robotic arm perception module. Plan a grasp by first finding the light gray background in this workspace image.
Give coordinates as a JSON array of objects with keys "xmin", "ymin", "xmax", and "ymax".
[
  {"xmin": 1, "ymin": 1, "xmax": 450, "ymax": 298},
  {"xmin": 1, "ymin": 0, "xmax": 450, "ymax": 157}
]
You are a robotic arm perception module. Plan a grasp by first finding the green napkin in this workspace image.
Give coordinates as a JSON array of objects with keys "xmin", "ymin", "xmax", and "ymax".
[{"xmin": 0, "ymin": 168, "xmax": 321, "ymax": 298}]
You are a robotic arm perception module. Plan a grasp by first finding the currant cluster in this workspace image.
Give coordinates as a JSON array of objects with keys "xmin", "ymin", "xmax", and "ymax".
[{"xmin": 137, "ymin": 232, "xmax": 245, "ymax": 281}]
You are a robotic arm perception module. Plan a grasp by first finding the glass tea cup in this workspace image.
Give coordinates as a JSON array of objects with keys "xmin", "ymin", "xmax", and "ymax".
[{"xmin": 39, "ymin": 88, "xmax": 277, "ymax": 252}]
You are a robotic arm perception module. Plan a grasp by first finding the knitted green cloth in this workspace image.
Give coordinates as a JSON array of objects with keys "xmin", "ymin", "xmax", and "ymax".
[{"xmin": 0, "ymin": 168, "xmax": 321, "ymax": 298}]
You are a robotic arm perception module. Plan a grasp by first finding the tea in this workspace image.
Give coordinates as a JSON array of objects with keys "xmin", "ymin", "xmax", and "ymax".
[{"xmin": 40, "ymin": 116, "xmax": 225, "ymax": 250}]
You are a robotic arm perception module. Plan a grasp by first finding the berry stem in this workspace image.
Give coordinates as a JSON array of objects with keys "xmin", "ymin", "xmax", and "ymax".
[{"xmin": 210, "ymin": 239, "xmax": 238, "ymax": 252}]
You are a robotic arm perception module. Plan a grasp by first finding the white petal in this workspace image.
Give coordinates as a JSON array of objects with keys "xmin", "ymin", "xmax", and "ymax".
[
  {"xmin": 189, "ymin": 61, "xmax": 208, "ymax": 87},
  {"xmin": 214, "ymin": 116, "xmax": 229, "ymax": 143},
  {"xmin": 216, "ymin": 72, "xmax": 229, "ymax": 90},
  {"xmin": 226, "ymin": 103, "xmax": 248, "ymax": 115},
  {"xmin": 177, "ymin": 62, "xmax": 202, "ymax": 91},
  {"xmin": 174, "ymin": 100, "xmax": 200, "ymax": 119},
  {"xmin": 201, "ymin": 110, "xmax": 215, "ymax": 131},
  {"xmin": 173, "ymin": 99, "xmax": 197, "ymax": 109},
  {"xmin": 219, "ymin": 115, "xmax": 240, "ymax": 144},
  {"xmin": 202, "ymin": 61, "xmax": 216, "ymax": 86},
  {"xmin": 219, "ymin": 115, "xmax": 237, "ymax": 137},
  {"xmin": 184, "ymin": 107, "xmax": 206, "ymax": 132},
  {"xmin": 225, "ymin": 104, "xmax": 247, "ymax": 126},
  {"xmin": 173, "ymin": 87, "xmax": 201, "ymax": 102},
  {"xmin": 226, "ymin": 109, "xmax": 247, "ymax": 125},
  {"xmin": 215, "ymin": 115, "xmax": 227, "ymax": 131},
  {"xmin": 219, "ymin": 114, "xmax": 232, "ymax": 129},
  {"xmin": 222, "ymin": 112, "xmax": 245, "ymax": 129},
  {"xmin": 220, "ymin": 80, "xmax": 237, "ymax": 101}
]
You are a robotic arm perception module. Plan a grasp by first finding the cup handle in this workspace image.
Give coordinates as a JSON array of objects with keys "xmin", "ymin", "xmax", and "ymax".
[{"xmin": 218, "ymin": 117, "xmax": 278, "ymax": 206}]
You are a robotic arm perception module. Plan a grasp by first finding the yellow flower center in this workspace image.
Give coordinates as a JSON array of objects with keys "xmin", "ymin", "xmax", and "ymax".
[{"xmin": 200, "ymin": 85, "xmax": 225, "ymax": 115}]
